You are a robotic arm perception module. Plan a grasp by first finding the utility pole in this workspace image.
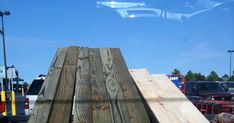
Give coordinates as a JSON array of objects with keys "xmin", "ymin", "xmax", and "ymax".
[
  {"xmin": 228, "ymin": 50, "xmax": 234, "ymax": 77},
  {"xmin": 0, "ymin": 11, "xmax": 10, "ymax": 117},
  {"xmin": 0, "ymin": 11, "xmax": 10, "ymax": 82}
]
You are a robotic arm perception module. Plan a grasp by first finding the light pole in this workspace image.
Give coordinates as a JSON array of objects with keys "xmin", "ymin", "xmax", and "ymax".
[
  {"xmin": 228, "ymin": 50, "xmax": 234, "ymax": 77},
  {"xmin": 0, "ymin": 11, "xmax": 10, "ymax": 81}
]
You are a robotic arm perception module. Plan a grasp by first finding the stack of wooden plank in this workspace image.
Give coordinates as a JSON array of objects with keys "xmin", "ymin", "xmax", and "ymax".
[
  {"xmin": 28, "ymin": 46, "xmax": 209, "ymax": 123},
  {"xmin": 129, "ymin": 69, "xmax": 209, "ymax": 123},
  {"xmin": 28, "ymin": 46, "xmax": 151, "ymax": 123}
]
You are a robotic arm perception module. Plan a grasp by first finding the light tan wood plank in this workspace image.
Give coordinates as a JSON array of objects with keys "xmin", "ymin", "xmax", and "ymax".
[
  {"xmin": 151, "ymin": 74, "xmax": 209, "ymax": 123},
  {"xmin": 130, "ymin": 69, "xmax": 209, "ymax": 123},
  {"xmin": 130, "ymin": 69, "xmax": 184, "ymax": 123}
]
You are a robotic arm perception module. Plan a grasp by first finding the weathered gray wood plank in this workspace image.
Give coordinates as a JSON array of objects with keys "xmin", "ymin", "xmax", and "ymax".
[
  {"xmin": 100, "ymin": 48, "xmax": 151, "ymax": 123},
  {"xmin": 29, "ymin": 47, "xmax": 152, "ymax": 123},
  {"xmin": 99, "ymin": 48, "xmax": 130, "ymax": 123},
  {"xmin": 49, "ymin": 48, "xmax": 63, "ymax": 72},
  {"xmin": 28, "ymin": 48, "xmax": 67, "ymax": 123},
  {"xmin": 90, "ymin": 49, "xmax": 112, "ymax": 123},
  {"xmin": 73, "ymin": 48, "xmax": 92, "ymax": 123},
  {"xmin": 48, "ymin": 46, "xmax": 79, "ymax": 123}
]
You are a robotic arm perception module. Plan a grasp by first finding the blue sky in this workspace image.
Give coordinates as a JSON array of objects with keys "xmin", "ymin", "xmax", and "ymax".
[{"xmin": 1, "ymin": 0, "xmax": 234, "ymax": 82}]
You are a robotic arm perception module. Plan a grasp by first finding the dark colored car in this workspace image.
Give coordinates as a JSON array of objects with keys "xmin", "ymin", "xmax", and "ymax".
[
  {"xmin": 221, "ymin": 82, "xmax": 234, "ymax": 94},
  {"xmin": 181, "ymin": 81, "xmax": 234, "ymax": 115},
  {"xmin": 184, "ymin": 81, "xmax": 232, "ymax": 101}
]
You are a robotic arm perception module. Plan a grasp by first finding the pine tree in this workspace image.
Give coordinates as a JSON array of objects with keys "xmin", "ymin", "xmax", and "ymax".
[
  {"xmin": 194, "ymin": 73, "xmax": 206, "ymax": 81},
  {"xmin": 171, "ymin": 69, "xmax": 181, "ymax": 76},
  {"xmin": 207, "ymin": 71, "xmax": 219, "ymax": 81},
  {"xmin": 185, "ymin": 70, "xmax": 196, "ymax": 81}
]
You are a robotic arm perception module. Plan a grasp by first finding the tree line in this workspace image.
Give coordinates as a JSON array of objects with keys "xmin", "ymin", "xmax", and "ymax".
[{"xmin": 171, "ymin": 69, "xmax": 234, "ymax": 81}]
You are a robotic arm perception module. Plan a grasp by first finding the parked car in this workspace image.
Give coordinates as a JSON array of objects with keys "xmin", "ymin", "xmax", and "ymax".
[
  {"xmin": 25, "ymin": 75, "xmax": 45, "ymax": 115},
  {"xmin": 221, "ymin": 82, "xmax": 234, "ymax": 94},
  {"xmin": 181, "ymin": 81, "xmax": 234, "ymax": 115},
  {"xmin": 184, "ymin": 81, "xmax": 231, "ymax": 100}
]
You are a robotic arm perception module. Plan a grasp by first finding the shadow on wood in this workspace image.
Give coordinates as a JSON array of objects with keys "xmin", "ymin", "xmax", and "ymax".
[{"xmin": 28, "ymin": 47, "xmax": 151, "ymax": 123}]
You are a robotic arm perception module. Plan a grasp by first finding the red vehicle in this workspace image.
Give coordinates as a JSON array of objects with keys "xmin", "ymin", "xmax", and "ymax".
[
  {"xmin": 0, "ymin": 97, "xmax": 6, "ymax": 115},
  {"xmin": 181, "ymin": 81, "xmax": 234, "ymax": 115}
]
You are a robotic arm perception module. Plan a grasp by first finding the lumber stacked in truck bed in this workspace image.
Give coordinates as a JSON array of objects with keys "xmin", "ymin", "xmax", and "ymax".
[
  {"xmin": 129, "ymin": 69, "xmax": 209, "ymax": 123},
  {"xmin": 28, "ymin": 47, "xmax": 151, "ymax": 123}
]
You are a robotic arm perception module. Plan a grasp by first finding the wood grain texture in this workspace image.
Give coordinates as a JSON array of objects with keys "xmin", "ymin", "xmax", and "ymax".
[
  {"xmin": 73, "ymin": 48, "xmax": 92, "ymax": 123},
  {"xmin": 110, "ymin": 49, "xmax": 151, "ymax": 123},
  {"xmin": 130, "ymin": 69, "xmax": 184, "ymax": 123},
  {"xmin": 151, "ymin": 74, "xmax": 209, "ymax": 123},
  {"xmin": 29, "ymin": 47, "xmax": 154, "ymax": 123},
  {"xmin": 28, "ymin": 48, "xmax": 67, "ymax": 123},
  {"xmin": 152, "ymin": 74, "xmax": 188, "ymax": 123},
  {"xmin": 48, "ymin": 46, "xmax": 79, "ymax": 123},
  {"xmin": 129, "ymin": 69, "xmax": 209, "ymax": 123},
  {"xmin": 90, "ymin": 49, "xmax": 112, "ymax": 123},
  {"xmin": 100, "ymin": 49, "xmax": 150, "ymax": 123},
  {"xmin": 100, "ymin": 48, "xmax": 130, "ymax": 123}
]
